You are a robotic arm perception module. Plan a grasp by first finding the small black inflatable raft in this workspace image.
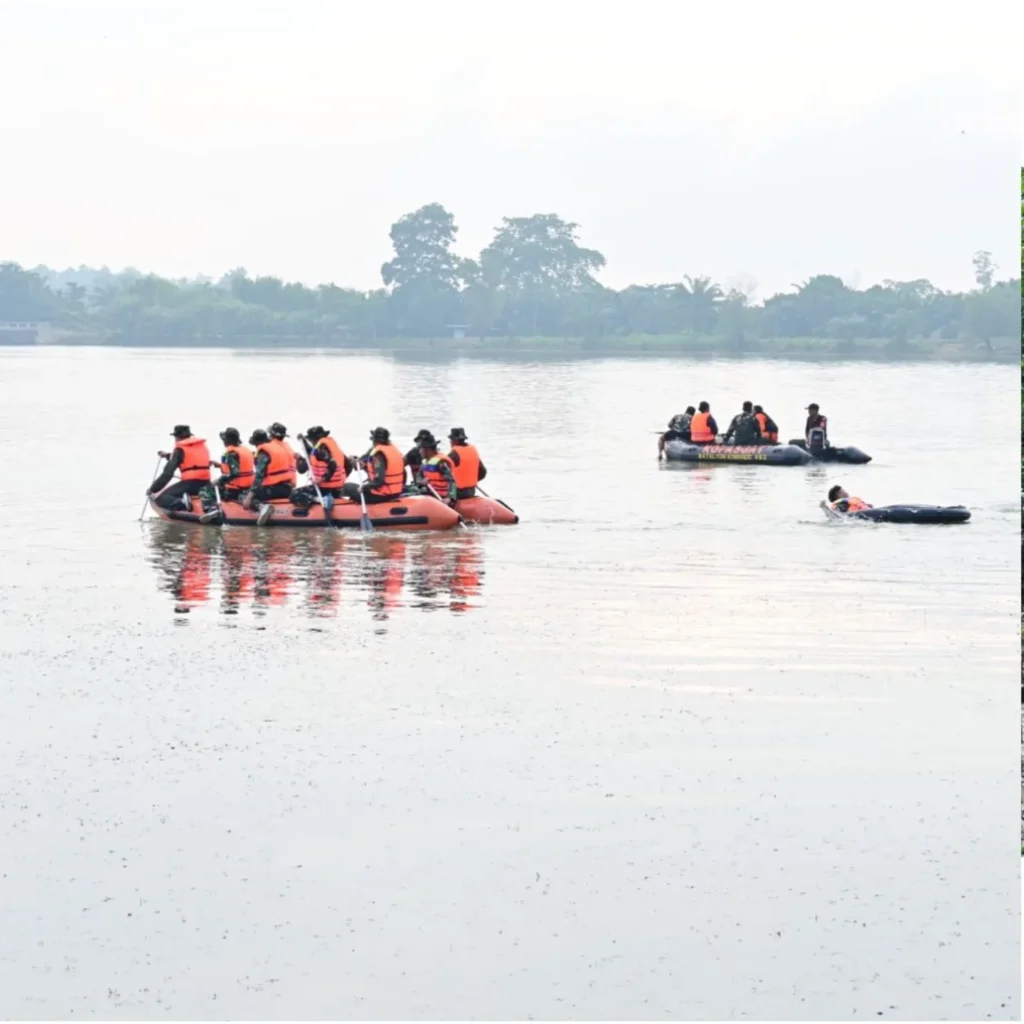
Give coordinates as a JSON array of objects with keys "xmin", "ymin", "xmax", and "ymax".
[
  {"xmin": 821, "ymin": 502, "xmax": 970, "ymax": 524},
  {"xmin": 789, "ymin": 439, "xmax": 872, "ymax": 464}
]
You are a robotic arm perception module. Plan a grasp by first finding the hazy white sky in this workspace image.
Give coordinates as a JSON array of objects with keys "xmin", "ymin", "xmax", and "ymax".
[{"xmin": 2, "ymin": 0, "xmax": 1019, "ymax": 296}]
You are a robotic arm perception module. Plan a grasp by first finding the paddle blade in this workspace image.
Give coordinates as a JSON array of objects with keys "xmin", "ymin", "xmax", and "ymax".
[{"xmin": 360, "ymin": 511, "xmax": 374, "ymax": 533}]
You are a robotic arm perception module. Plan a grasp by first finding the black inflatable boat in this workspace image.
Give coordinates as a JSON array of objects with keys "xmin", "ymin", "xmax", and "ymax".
[
  {"xmin": 789, "ymin": 439, "xmax": 872, "ymax": 464},
  {"xmin": 664, "ymin": 440, "xmax": 811, "ymax": 465},
  {"xmin": 821, "ymin": 502, "xmax": 970, "ymax": 524}
]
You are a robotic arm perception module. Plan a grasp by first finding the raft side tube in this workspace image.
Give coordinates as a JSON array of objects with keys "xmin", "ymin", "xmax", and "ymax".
[
  {"xmin": 823, "ymin": 503, "xmax": 970, "ymax": 524},
  {"xmin": 664, "ymin": 440, "xmax": 811, "ymax": 465},
  {"xmin": 454, "ymin": 495, "xmax": 519, "ymax": 525},
  {"xmin": 149, "ymin": 494, "xmax": 461, "ymax": 530},
  {"xmin": 788, "ymin": 439, "xmax": 872, "ymax": 464}
]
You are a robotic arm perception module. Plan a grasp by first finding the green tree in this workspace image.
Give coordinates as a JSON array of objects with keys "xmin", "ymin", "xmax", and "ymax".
[
  {"xmin": 480, "ymin": 214, "xmax": 605, "ymax": 334},
  {"xmin": 381, "ymin": 203, "xmax": 467, "ymax": 335},
  {"xmin": 972, "ymin": 250, "xmax": 996, "ymax": 290}
]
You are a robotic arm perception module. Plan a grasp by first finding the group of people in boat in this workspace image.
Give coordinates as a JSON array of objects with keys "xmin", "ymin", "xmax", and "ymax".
[
  {"xmin": 658, "ymin": 400, "xmax": 830, "ymax": 457},
  {"xmin": 147, "ymin": 422, "xmax": 487, "ymax": 526}
]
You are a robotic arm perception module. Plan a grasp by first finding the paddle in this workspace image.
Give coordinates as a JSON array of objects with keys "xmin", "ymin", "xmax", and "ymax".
[
  {"xmin": 358, "ymin": 482, "xmax": 374, "ymax": 533},
  {"xmin": 423, "ymin": 480, "xmax": 467, "ymax": 528},
  {"xmin": 472, "ymin": 481, "xmax": 515, "ymax": 514},
  {"xmin": 299, "ymin": 434, "xmax": 331, "ymax": 527},
  {"xmin": 140, "ymin": 454, "xmax": 165, "ymax": 521}
]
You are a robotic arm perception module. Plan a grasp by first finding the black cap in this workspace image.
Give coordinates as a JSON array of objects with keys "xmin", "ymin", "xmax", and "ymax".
[
  {"xmin": 250, "ymin": 428, "xmax": 269, "ymax": 445},
  {"xmin": 448, "ymin": 427, "xmax": 467, "ymax": 441},
  {"xmin": 305, "ymin": 425, "xmax": 327, "ymax": 441},
  {"xmin": 268, "ymin": 421, "xmax": 287, "ymax": 438},
  {"xmin": 171, "ymin": 424, "xmax": 191, "ymax": 438},
  {"xmin": 806, "ymin": 403, "xmax": 819, "ymax": 411},
  {"xmin": 370, "ymin": 426, "xmax": 390, "ymax": 443},
  {"xmin": 220, "ymin": 427, "xmax": 241, "ymax": 445}
]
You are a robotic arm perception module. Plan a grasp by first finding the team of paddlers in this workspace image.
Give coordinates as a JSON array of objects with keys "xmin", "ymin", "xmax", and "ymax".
[
  {"xmin": 148, "ymin": 423, "xmax": 488, "ymax": 526},
  {"xmin": 657, "ymin": 400, "xmax": 830, "ymax": 457}
]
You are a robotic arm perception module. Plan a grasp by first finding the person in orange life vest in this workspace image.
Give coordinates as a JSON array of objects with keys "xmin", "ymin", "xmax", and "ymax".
[
  {"xmin": 805, "ymin": 403, "xmax": 829, "ymax": 452},
  {"xmin": 293, "ymin": 425, "xmax": 358, "ymax": 505},
  {"xmin": 245, "ymin": 428, "xmax": 297, "ymax": 525},
  {"xmin": 148, "ymin": 424, "xmax": 217, "ymax": 513},
  {"xmin": 446, "ymin": 427, "xmax": 488, "ymax": 499},
  {"xmin": 267, "ymin": 422, "xmax": 309, "ymax": 476},
  {"xmin": 360, "ymin": 427, "xmax": 406, "ymax": 503},
  {"xmin": 416, "ymin": 431, "xmax": 458, "ymax": 505},
  {"xmin": 752, "ymin": 405, "xmax": 779, "ymax": 444},
  {"xmin": 688, "ymin": 401, "xmax": 719, "ymax": 444},
  {"xmin": 213, "ymin": 427, "xmax": 255, "ymax": 500},
  {"xmin": 827, "ymin": 485, "xmax": 872, "ymax": 513}
]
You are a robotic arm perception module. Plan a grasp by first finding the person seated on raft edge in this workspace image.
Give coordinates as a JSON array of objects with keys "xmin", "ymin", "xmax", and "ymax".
[
  {"xmin": 359, "ymin": 426, "xmax": 406, "ymax": 504},
  {"xmin": 267, "ymin": 422, "xmax": 309, "ymax": 477},
  {"xmin": 827, "ymin": 485, "xmax": 872, "ymax": 513},
  {"xmin": 752, "ymin": 405, "xmax": 779, "ymax": 444},
  {"xmin": 293, "ymin": 425, "xmax": 359, "ymax": 509},
  {"xmin": 805, "ymin": 403, "xmax": 829, "ymax": 452},
  {"xmin": 405, "ymin": 429, "xmax": 431, "ymax": 487},
  {"xmin": 242, "ymin": 427, "xmax": 297, "ymax": 525},
  {"xmin": 415, "ymin": 431, "xmax": 459, "ymax": 506},
  {"xmin": 688, "ymin": 401, "xmax": 718, "ymax": 445},
  {"xmin": 446, "ymin": 427, "xmax": 487, "ymax": 499},
  {"xmin": 148, "ymin": 424, "xmax": 218, "ymax": 515},
  {"xmin": 723, "ymin": 400, "xmax": 763, "ymax": 446},
  {"xmin": 658, "ymin": 407, "xmax": 696, "ymax": 459},
  {"xmin": 196, "ymin": 426, "xmax": 257, "ymax": 522}
]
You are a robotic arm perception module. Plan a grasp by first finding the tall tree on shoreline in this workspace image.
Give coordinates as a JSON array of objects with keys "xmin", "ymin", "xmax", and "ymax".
[
  {"xmin": 480, "ymin": 214, "xmax": 606, "ymax": 335},
  {"xmin": 381, "ymin": 203, "xmax": 467, "ymax": 335}
]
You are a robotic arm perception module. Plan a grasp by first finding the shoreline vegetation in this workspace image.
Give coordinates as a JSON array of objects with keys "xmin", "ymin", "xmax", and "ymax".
[{"xmin": 1, "ymin": 202, "xmax": 1018, "ymax": 364}]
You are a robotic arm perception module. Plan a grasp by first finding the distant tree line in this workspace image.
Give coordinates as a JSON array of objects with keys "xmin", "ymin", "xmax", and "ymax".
[{"xmin": 0, "ymin": 203, "xmax": 1018, "ymax": 350}]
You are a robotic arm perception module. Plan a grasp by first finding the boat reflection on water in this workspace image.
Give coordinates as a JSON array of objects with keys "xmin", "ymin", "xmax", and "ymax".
[{"xmin": 144, "ymin": 523, "xmax": 486, "ymax": 621}]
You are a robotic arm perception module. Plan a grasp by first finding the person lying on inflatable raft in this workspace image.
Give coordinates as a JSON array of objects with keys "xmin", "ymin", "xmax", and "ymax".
[{"xmin": 826, "ymin": 485, "xmax": 872, "ymax": 513}]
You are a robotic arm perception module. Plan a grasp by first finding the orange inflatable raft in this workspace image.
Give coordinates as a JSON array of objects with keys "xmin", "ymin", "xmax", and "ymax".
[
  {"xmin": 453, "ymin": 494, "xmax": 518, "ymax": 525},
  {"xmin": 150, "ymin": 494, "xmax": 461, "ymax": 531}
]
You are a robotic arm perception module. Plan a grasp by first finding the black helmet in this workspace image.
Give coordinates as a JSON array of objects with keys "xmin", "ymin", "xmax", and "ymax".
[
  {"xmin": 250, "ymin": 428, "xmax": 269, "ymax": 445},
  {"xmin": 370, "ymin": 426, "xmax": 390, "ymax": 443},
  {"xmin": 268, "ymin": 421, "xmax": 288, "ymax": 439},
  {"xmin": 171, "ymin": 424, "xmax": 191, "ymax": 439},
  {"xmin": 220, "ymin": 427, "xmax": 241, "ymax": 446},
  {"xmin": 305, "ymin": 425, "xmax": 327, "ymax": 441},
  {"xmin": 417, "ymin": 431, "xmax": 438, "ymax": 448},
  {"xmin": 448, "ymin": 427, "xmax": 467, "ymax": 442}
]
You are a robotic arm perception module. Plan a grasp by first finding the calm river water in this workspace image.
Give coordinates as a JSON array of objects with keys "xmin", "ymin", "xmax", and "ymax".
[{"xmin": 0, "ymin": 348, "xmax": 1018, "ymax": 1020}]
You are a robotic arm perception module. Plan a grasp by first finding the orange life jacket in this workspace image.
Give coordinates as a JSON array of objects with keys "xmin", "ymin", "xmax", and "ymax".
[
  {"xmin": 845, "ymin": 496, "xmax": 871, "ymax": 512},
  {"xmin": 421, "ymin": 453, "xmax": 454, "ymax": 498},
  {"xmin": 754, "ymin": 412, "xmax": 778, "ymax": 443},
  {"xmin": 220, "ymin": 444, "xmax": 255, "ymax": 489},
  {"xmin": 690, "ymin": 411, "xmax": 715, "ymax": 443},
  {"xmin": 449, "ymin": 443, "xmax": 481, "ymax": 489},
  {"xmin": 369, "ymin": 443, "xmax": 404, "ymax": 496},
  {"xmin": 175, "ymin": 436, "xmax": 211, "ymax": 482},
  {"xmin": 311, "ymin": 435, "xmax": 348, "ymax": 489},
  {"xmin": 257, "ymin": 439, "xmax": 297, "ymax": 488}
]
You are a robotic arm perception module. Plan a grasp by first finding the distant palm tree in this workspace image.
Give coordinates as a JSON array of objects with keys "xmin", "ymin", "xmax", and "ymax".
[{"xmin": 681, "ymin": 275, "xmax": 723, "ymax": 333}]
